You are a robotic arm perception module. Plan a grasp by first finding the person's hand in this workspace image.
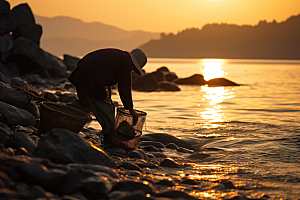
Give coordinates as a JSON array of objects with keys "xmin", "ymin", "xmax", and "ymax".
[{"xmin": 129, "ymin": 108, "xmax": 138, "ymax": 126}]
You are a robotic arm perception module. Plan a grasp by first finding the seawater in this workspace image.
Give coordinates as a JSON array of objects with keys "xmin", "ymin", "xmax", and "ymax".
[{"xmin": 89, "ymin": 58, "xmax": 300, "ymax": 199}]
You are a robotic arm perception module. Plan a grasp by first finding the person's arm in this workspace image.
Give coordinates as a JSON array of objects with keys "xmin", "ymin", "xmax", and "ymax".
[{"xmin": 129, "ymin": 108, "xmax": 138, "ymax": 125}]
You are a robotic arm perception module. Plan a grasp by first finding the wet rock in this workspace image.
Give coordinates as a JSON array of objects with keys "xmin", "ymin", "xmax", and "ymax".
[
  {"xmin": 132, "ymin": 73, "xmax": 158, "ymax": 92},
  {"xmin": 0, "ymin": 101, "xmax": 36, "ymax": 126},
  {"xmin": 33, "ymin": 128, "xmax": 117, "ymax": 168},
  {"xmin": 57, "ymin": 168, "xmax": 112, "ymax": 199},
  {"xmin": 151, "ymin": 152, "xmax": 167, "ymax": 158},
  {"xmin": 212, "ymin": 183, "xmax": 226, "ymax": 190},
  {"xmin": 0, "ymin": 81, "xmax": 40, "ymax": 118},
  {"xmin": 111, "ymin": 180, "xmax": 155, "ymax": 195},
  {"xmin": 119, "ymin": 161, "xmax": 143, "ymax": 172},
  {"xmin": 67, "ymin": 163, "xmax": 119, "ymax": 179},
  {"xmin": 8, "ymin": 132, "xmax": 37, "ymax": 154},
  {"xmin": 156, "ymin": 190, "xmax": 198, "ymax": 200},
  {"xmin": 139, "ymin": 140, "xmax": 165, "ymax": 148},
  {"xmin": 166, "ymin": 143, "xmax": 178, "ymax": 149},
  {"xmin": 221, "ymin": 179, "xmax": 235, "ymax": 189},
  {"xmin": 132, "ymin": 160, "xmax": 158, "ymax": 169},
  {"xmin": 141, "ymin": 133, "xmax": 191, "ymax": 149},
  {"xmin": 11, "ymin": 3, "xmax": 42, "ymax": 45},
  {"xmin": 158, "ymin": 81, "xmax": 180, "ymax": 91},
  {"xmin": 15, "ymin": 147, "xmax": 30, "ymax": 156},
  {"xmin": 146, "ymin": 153, "xmax": 155, "ymax": 159},
  {"xmin": 18, "ymin": 163, "xmax": 66, "ymax": 191},
  {"xmin": 155, "ymin": 178, "xmax": 176, "ymax": 187},
  {"xmin": 159, "ymin": 158, "xmax": 180, "ymax": 168},
  {"xmin": 177, "ymin": 147, "xmax": 194, "ymax": 154},
  {"xmin": 175, "ymin": 74, "xmax": 206, "ymax": 85},
  {"xmin": 207, "ymin": 78, "xmax": 240, "ymax": 86},
  {"xmin": 63, "ymin": 54, "xmax": 80, "ymax": 71},
  {"xmin": 127, "ymin": 149, "xmax": 148, "ymax": 160},
  {"xmin": 187, "ymin": 153, "xmax": 210, "ymax": 160},
  {"xmin": 141, "ymin": 145, "xmax": 160, "ymax": 152},
  {"xmin": 124, "ymin": 170, "xmax": 144, "ymax": 178}
]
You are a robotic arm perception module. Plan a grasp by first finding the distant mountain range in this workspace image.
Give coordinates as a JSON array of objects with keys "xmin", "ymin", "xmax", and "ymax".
[
  {"xmin": 139, "ymin": 14, "xmax": 300, "ymax": 60},
  {"xmin": 35, "ymin": 15, "xmax": 161, "ymax": 57}
]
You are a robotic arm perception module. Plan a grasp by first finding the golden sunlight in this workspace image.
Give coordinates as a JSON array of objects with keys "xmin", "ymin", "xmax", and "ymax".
[
  {"xmin": 199, "ymin": 86, "xmax": 235, "ymax": 123},
  {"xmin": 200, "ymin": 59, "xmax": 226, "ymax": 81}
]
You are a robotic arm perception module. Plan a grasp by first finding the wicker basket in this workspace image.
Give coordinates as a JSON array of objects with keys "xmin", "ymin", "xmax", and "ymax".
[{"xmin": 38, "ymin": 101, "xmax": 91, "ymax": 135}]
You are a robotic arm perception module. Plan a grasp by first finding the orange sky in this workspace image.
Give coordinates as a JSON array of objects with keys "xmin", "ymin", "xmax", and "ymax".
[{"xmin": 7, "ymin": 0, "xmax": 300, "ymax": 33}]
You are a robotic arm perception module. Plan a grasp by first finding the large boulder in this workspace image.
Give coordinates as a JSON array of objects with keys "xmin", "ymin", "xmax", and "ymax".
[
  {"xmin": 63, "ymin": 54, "xmax": 80, "ymax": 71},
  {"xmin": 164, "ymin": 71, "xmax": 178, "ymax": 82},
  {"xmin": 0, "ymin": 101, "xmax": 36, "ymax": 126},
  {"xmin": 206, "ymin": 78, "xmax": 240, "ymax": 86},
  {"xmin": 0, "ymin": 81, "xmax": 39, "ymax": 118},
  {"xmin": 8, "ymin": 37, "xmax": 68, "ymax": 78},
  {"xmin": 175, "ymin": 74, "xmax": 206, "ymax": 85},
  {"xmin": 11, "ymin": 3, "xmax": 42, "ymax": 46},
  {"xmin": 132, "ymin": 73, "xmax": 158, "ymax": 92},
  {"xmin": 158, "ymin": 81, "xmax": 180, "ymax": 91},
  {"xmin": 33, "ymin": 129, "xmax": 117, "ymax": 168},
  {"xmin": 0, "ymin": 34, "xmax": 13, "ymax": 55},
  {"xmin": 149, "ymin": 70, "xmax": 165, "ymax": 82},
  {"xmin": 0, "ymin": 0, "xmax": 17, "ymax": 35}
]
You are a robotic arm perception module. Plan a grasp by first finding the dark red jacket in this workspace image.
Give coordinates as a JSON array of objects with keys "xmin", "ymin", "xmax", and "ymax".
[{"xmin": 68, "ymin": 48, "xmax": 133, "ymax": 109}]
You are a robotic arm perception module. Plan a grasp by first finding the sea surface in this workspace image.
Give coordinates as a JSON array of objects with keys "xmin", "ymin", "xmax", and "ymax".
[{"xmin": 89, "ymin": 58, "xmax": 300, "ymax": 199}]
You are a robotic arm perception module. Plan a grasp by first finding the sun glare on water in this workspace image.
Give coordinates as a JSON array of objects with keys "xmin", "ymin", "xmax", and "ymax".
[
  {"xmin": 200, "ymin": 59, "xmax": 226, "ymax": 81},
  {"xmin": 196, "ymin": 59, "xmax": 235, "ymax": 125}
]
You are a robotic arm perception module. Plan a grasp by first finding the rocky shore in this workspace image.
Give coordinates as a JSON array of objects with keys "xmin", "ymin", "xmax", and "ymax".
[{"xmin": 0, "ymin": 1, "xmax": 274, "ymax": 200}]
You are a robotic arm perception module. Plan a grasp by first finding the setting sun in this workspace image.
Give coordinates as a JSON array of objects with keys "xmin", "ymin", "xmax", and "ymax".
[{"xmin": 200, "ymin": 59, "xmax": 226, "ymax": 81}]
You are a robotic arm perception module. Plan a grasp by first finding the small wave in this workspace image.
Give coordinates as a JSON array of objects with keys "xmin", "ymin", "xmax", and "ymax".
[{"xmin": 237, "ymin": 108, "xmax": 300, "ymax": 113}]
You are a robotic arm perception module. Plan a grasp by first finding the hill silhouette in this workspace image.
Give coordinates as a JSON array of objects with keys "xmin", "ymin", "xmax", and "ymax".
[
  {"xmin": 35, "ymin": 15, "xmax": 160, "ymax": 57},
  {"xmin": 139, "ymin": 15, "xmax": 300, "ymax": 59}
]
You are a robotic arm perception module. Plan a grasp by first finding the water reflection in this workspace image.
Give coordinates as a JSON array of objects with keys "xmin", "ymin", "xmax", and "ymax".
[
  {"xmin": 200, "ymin": 86, "xmax": 235, "ymax": 123},
  {"xmin": 198, "ymin": 59, "xmax": 235, "ymax": 124}
]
